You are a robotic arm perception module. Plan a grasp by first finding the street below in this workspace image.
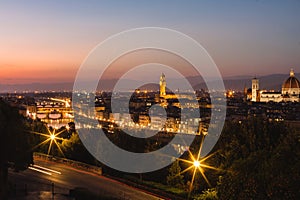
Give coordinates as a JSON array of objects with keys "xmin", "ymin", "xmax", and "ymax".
[{"xmin": 8, "ymin": 159, "xmax": 165, "ymax": 200}]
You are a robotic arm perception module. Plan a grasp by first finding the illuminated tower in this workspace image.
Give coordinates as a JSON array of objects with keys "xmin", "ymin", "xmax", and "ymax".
[
  {"xmin": 251, "ymin": 77, "xmax": 259, "ymax": 102},
  {"xmin": 160, "ymin": 73, "xmax": 166, "ymax": 97}
]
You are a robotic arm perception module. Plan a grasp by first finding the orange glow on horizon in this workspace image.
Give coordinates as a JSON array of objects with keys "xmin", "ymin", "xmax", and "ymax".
[{"xmin": 0, "ymin": 64, "xmax": 78, "ymax": 84}]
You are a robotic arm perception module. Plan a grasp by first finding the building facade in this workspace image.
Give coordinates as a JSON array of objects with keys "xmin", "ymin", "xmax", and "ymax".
[
  {"xmin": 250, "ymin": 69, "xmax": 300, "ymax": 102},
  {"xmin": 159, "ymin": 73, "xmax": 166, "ymax": 97}
]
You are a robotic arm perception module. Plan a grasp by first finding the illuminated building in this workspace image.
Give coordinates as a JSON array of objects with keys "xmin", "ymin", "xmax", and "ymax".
[
  {"xmin": 250, "ymin": 69, "xmax": 300, "ymax": 102},
  {"xmin": 32, "ymin": 98, "xmax": 73, "ymax": 128},
  {"xmin": 251, "ymin": 77, "xmax": 259, "ymax": 102},
  {"xmin": 159, "ymin": 73, "xmax": 166, "ymax": 97}
]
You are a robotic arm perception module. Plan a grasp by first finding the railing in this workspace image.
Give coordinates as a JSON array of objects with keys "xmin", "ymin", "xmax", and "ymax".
[{"xmin": 33, "ymin": 152, "xmax": 102, "ymax": 175}]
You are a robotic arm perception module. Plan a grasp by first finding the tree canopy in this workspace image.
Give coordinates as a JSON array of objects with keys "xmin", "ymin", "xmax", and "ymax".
[
  {"xmin": 210, "ymin": 117, "xmax": 300, "ymax": 199},
  {"xmin": 0, "ymin": 100, "xmax": 33, "ymax": 169},
  {"xmin": 0, "ymin": 99, "xmax": 33, "ymax": 198}
]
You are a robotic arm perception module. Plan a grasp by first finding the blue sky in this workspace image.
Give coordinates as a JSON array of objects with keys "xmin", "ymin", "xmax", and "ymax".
[{"xmin": 0, "ymin": 0, "xmax": 299, "ymax": 83}]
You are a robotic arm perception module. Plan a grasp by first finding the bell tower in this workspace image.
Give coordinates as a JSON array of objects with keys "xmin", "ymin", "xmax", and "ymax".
[
  {"xmin": 252, "ymin": 77, "xmax": 259, "ymax": 102},
  {"xmin": 160, "ymin": 73, "xmax": 166, "ymax": 97}
]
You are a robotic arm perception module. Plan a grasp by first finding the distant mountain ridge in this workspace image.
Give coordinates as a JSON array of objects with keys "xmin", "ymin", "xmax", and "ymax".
[
  {"xmin": 0, "ymin": 73, "xmax": 299, "ymax": 93},
  {"xmin": 193, "ymin": 73, "xmax": 298, "ymax": 91}
]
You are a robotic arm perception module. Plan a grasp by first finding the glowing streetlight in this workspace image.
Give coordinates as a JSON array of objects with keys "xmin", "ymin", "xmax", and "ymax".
[
  {"xmin": 176, "ymin": 135, "xmax": 220, "ymax": 197},
  {"xmin": 29, "ymin": 125, "xmax": 66, "ymax": 156},
  {"xmin": 193, "ymin": 160, "xmax": 200, "ymax": 168},
  {"xmin": 50, "ymin": 134, "xmax": 56, "ymax": 141}
]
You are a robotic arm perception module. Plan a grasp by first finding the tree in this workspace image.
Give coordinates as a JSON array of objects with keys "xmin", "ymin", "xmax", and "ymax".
[
  {"xmin": 61, "ymin": 132, "xmax": 97, "ymax": 165},
  {"xmin": 194, "ymin": 188, "xmax": 218, "ymax": 200},
  {"xmin": 0, "ymin": 100, "xmax": 33, "ymax": 199},
  {"xmin": 214, "ymin": 118, "xmax": 300, "ymax": 199},
  {"xmin": 166, "ymin": 159, "xmax": 184, "ymax": 188}
]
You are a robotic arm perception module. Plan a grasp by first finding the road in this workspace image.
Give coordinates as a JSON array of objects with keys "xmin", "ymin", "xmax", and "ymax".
[{"xmin": 8, "ymin": 159, "xmax": 165, "ymax": 200}]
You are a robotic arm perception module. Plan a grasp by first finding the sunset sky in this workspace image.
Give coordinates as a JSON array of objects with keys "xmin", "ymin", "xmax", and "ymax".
[{"xmin": 0, "ymin": 0, "xmax": 300, "ymax": 84}]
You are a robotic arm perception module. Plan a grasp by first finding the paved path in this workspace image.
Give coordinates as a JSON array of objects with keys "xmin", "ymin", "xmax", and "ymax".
[{"xmin": 8, "ymin": 159, "xmax": 165, "ymax": 200}]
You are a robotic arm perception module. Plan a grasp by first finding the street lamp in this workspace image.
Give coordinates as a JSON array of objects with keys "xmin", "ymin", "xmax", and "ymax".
[
  {"xmin": 193, "ymin": 160, "xmax": 200, "ymax": 168},
  {"xmin": 50, "ymin": 134, "xmax": 56, "ymax": 141},
  {"xmin": 29, "ymin": 125, "xmax": 66, "ymax": 156},
  {"xmin": 177, "ymin": 136, "xmax": 220, "ymax": 198}
]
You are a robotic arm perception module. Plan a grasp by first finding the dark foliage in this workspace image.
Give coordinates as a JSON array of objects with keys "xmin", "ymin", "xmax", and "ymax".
[
  {"xmin": 210, "ymin": 117, "xmax": 300, "ymax": 199},
  {"xmin": 0, "ymin": 100, "xmax": 33, "ymax": 198}
]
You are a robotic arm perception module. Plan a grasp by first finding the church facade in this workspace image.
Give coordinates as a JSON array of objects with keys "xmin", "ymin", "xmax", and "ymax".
[{"xmin": 249, "ymin": 69, "xmax": 300, "ymax": 103}]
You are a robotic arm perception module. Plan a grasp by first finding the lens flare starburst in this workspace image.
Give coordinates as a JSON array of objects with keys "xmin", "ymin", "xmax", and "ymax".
[
  {"xmin": 193, "ymin": 160, "xmax": 200, "ymax": 168},
  {"xmin": 29, "ymin": 125, "xmax": 66, "ymax": 156},
  {"xmin": 50, "ymin": 134, "xmax": 56, "ymax": 141},
  {"xmin": 177, "ymin": 135, "xmax": 219, "ymax": 195}
]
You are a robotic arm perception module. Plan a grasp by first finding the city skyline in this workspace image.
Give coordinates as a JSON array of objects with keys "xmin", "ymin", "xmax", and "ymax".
[
  {"xmin": 1, "ymin": 2, "xmax": 300, "ymax": 199},
  {"xmin": 0, "ymin": 70, "xmax": 299, "ymax": 93},
  {"xmin": 1, "ymin": 0, "xmax": 300, "ymax": 85}
]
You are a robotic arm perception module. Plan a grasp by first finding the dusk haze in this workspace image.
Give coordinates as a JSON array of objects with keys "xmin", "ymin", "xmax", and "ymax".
[
  {"xmin": 0, "ymin": 1, "xmax": 299, "ymax": 200},
  {"xmin": 1, "ymin": 0, "xmax": 300, "ymax": 85}
]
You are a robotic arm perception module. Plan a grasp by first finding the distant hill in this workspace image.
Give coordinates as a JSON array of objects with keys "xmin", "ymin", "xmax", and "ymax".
[
  {"xmin": 193, "ymin": 73, "xmax": 300, "ymax": 91},
  {"xmin": 0, "ymin": 82, "xmax": 74, "ymax": 93},
  {"xmin": 0, "ymin": 73, "xmax": 299, "ymax": 93}
]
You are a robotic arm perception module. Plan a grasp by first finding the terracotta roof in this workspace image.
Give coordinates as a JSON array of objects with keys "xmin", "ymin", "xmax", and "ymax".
[{"xmin": 282, "ymin": 76, "xmax": 300, "ymax": 89}]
